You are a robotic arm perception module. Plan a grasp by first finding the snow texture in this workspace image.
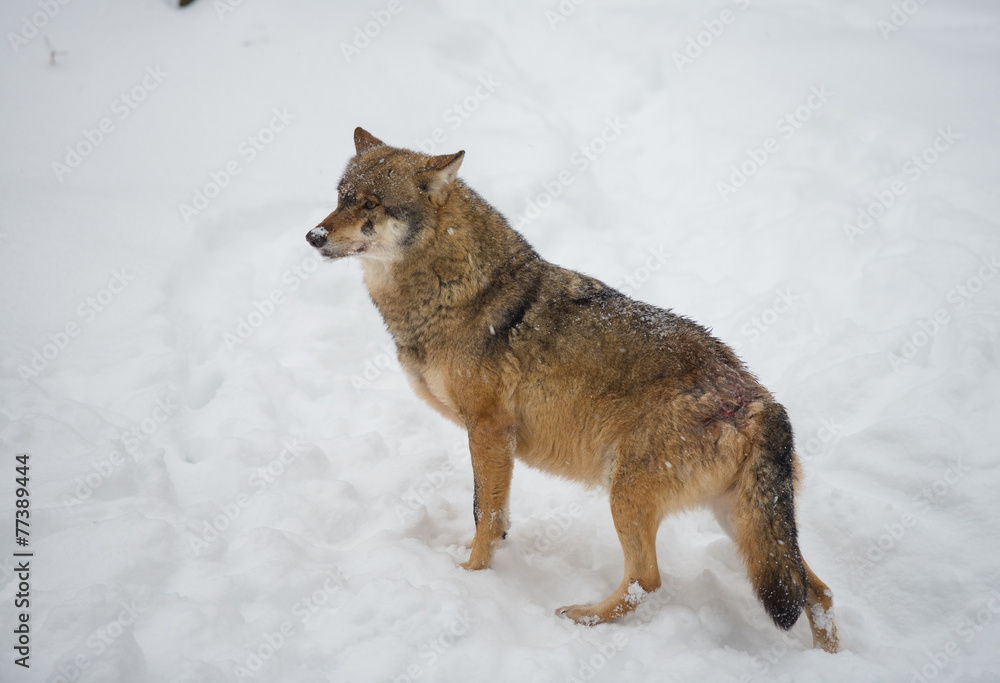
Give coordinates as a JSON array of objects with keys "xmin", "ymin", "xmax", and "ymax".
[
  {"xmin": 1, "ymin": 1, "xmax": 999, "ymax": 682},
  {"xmin": 625, "ymin": 582, "xmax": 648, "ymax": 607}
]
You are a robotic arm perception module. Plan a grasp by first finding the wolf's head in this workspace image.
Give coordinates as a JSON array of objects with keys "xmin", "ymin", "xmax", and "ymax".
[{"xmin": 306, "ymin": 128, "xmax": 464, "ymax": 262}]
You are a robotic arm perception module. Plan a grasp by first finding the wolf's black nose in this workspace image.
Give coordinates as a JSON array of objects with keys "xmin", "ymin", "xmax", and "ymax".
[{"xmin": 307, "ymin": 226, "xmax": 328, "ymax": 248}]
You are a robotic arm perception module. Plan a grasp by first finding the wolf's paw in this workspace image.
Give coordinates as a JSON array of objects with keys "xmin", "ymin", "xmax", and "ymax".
[
  {"xmin": 556, "ymin": 604, "xmax": 604, "ymax": 626},
  {"xmin": 460, "ymin": 557, "xmax": 490, "ymax": 571}
]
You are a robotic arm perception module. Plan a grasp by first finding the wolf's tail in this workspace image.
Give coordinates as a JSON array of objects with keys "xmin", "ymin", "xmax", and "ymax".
[{"xmin": 730, "ymin": 401, "xmax": 808, "ymax": 630}]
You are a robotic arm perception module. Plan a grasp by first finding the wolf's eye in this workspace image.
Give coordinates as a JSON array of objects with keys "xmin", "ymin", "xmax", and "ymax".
[{"xmin": 363, "ymin": 200, "xmax": 378, "ymax": 210}]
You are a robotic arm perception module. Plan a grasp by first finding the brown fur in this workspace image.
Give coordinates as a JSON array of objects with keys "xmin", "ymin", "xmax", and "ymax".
[{"xmin": 306, "ymin": 127, "xmax": 839, "ymax": 652}]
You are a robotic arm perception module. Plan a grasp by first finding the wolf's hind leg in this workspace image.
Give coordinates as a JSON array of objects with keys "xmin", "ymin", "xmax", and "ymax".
[
  {"xmin": 557, "ymin": 471, "xmax": 662, "ymax": 624},
  {"xmin": 802, "ymin": 559, "xmax": 839, "ymax": 653}
]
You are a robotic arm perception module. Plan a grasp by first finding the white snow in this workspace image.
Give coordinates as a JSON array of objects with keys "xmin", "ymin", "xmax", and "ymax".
[
  {"xmin": 810, "ymin": 602, "xmax": 835, "ymax": 640},
  {"xmin": 625, "ymin": 582, "xmax": 648, "ymax": 607},
  {"xmin": 2, "ymin": 1, "xmax": 1000, "ymax": 682}
]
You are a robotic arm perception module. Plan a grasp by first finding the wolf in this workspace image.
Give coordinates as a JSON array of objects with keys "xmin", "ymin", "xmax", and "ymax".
[{"xmin": 305, "ymin": 127, "xmax": 839, "ymax": 652}]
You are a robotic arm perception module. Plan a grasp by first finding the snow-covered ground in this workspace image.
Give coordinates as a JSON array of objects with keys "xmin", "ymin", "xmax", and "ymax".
[{"xmin": 2, "ymin": 1, "xmax": 999, "ymax": 681}]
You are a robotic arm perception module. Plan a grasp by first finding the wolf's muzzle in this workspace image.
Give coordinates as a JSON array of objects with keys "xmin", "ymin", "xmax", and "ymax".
[{"xmin": 306, "ymin": 226, "xmax": 328, "ymax": 248}]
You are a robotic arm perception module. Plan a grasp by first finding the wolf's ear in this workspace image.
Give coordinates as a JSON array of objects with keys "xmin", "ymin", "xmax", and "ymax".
[
  {"xmin": 354, "ymin": 127, "xmax": 384, "ymax": 154},
  {"xmin": 422, "ymin": 151, "xmax": 464, "ymax": 208}
]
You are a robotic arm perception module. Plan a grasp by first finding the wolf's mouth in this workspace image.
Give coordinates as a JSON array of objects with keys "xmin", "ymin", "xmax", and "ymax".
[
  {"xmin": 319, "ymin": 242, "xmax": 370, "ymax": 259},
  {"xmin": 342, "ymin": 243, "xmax": 369, "ymax": 256}
]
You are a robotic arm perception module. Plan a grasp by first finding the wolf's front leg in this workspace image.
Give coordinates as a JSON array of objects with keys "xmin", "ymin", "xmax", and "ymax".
[{"xmin": 461, "ymin": 415, "xmax": 516, "ymax": 570}]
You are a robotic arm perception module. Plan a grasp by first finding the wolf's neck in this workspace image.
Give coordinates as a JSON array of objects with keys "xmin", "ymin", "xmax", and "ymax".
[{"xmin": 360, "ymin": 190, "xmax": 537, "ymax": 352}]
